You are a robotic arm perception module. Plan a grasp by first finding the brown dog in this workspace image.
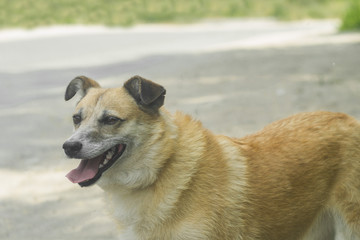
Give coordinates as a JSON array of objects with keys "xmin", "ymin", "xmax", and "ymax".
[{"xmin": 63, "ymin": 75, "xmax": 360, "ymax": 240}]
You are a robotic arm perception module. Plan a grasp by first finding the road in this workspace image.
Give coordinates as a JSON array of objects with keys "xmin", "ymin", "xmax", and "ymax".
[{"xmin": 0, "ymin": 19, "xmax": 359, "ymax": 239}]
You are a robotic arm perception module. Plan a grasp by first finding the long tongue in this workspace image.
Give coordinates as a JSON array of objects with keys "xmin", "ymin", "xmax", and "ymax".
[{"xmin": 66, "ymin": 156, "xmax": 103, "ymax": 183}]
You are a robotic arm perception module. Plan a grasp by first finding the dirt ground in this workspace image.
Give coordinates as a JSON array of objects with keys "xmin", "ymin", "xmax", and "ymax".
[{"xmin": 0, "ymin": 20, "xmax": 360, "ymax": 239}]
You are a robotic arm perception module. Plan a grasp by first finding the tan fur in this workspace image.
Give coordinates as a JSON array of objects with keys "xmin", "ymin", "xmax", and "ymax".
[{"xmin": 65, "ymin": 77, "xmax": 360, "ymax": 240}]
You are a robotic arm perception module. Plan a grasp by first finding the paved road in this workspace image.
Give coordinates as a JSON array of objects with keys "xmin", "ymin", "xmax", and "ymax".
[
  {"xmin": 0, "ymin": 19, "xmax": 359, "ymax": 239},
  {"xmin": 0, "ymin": 19, "xmax": 339, "ymax": 73}
]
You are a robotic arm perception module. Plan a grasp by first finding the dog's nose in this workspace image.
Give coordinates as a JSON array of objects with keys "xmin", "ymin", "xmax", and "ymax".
[{"xmin": 63, "ymin": 141, "xmax": 82, "ymax": 157}]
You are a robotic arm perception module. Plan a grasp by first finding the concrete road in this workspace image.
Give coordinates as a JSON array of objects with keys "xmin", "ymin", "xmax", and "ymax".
[{"xmin": 0, "ymin": 19, "xmax": 360, "ymax": 239}]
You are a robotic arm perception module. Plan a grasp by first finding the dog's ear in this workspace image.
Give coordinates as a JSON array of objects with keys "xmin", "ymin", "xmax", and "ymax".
[
  {"xmin": 65, "ymin": 76, "xmax": 101, "ymax": 101},
  {"xmin": 124, "ymin": 75, "xmax": 166, "ymax": 112}
]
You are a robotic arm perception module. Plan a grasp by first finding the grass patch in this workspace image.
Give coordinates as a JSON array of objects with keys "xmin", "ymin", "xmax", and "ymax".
[
  {"xmin": 0, "ymin": 0, "xmax": 355, "ymax": 29},
  {"xmin": 340, "ymin": 0, "xmax": 360, "ymax": 31}
]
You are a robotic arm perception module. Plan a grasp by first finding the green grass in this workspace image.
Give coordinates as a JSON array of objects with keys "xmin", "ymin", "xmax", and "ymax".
[
  {"xmin": 340, "ymin": 0, "xmax": 360, "ymax": 31},
  {"xmin": 0, "ymin": 0, "xmax": 358, "ymax": 30}
]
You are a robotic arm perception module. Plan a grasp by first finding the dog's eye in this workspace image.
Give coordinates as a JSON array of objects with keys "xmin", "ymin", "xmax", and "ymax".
[
  {"xmin": 102, "ymin": 116, "xmax": 122, "ymax": 125},
  {"xmin": 72, "ymin": 114, "xmax": 82, "ymax": 125}
]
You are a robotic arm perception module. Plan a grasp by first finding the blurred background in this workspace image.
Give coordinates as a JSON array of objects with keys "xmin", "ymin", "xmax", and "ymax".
[{"xmin": 0, "ymin": 0, "xmax": 359, "ymax": 239}]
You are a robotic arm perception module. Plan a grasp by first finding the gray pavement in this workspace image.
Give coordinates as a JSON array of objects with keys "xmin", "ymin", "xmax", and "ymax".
[{"xmin": 0, "ymin": 19, "xmax": 360, "ymax": 239}]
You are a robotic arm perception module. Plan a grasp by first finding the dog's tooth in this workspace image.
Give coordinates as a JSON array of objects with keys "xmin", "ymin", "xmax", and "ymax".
[
  {"xmin": 99, "ymin": 164, "xmax": 104, "ymax": 168},
  {"xmin": 104, "ymin": 158, "xmax": 109, "ymax": 165}
]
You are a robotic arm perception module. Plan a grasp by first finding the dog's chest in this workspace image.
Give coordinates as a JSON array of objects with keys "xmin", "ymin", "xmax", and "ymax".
[
  {"xmin": 105, "ymin": 190, "xmax": 143, "ymax": 225},
  {"xmin": 118, "ymin": 226, "xmax": 138, "ymax": 240},
  {"xmin": 105, "ymin": 190, "xmax": 209, "ymax": 239}
]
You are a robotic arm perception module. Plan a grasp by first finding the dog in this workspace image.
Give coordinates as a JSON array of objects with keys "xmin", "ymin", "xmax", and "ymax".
[{"xmin": 63, "ymin": 75, "xmax": 360, "ymax": 240}]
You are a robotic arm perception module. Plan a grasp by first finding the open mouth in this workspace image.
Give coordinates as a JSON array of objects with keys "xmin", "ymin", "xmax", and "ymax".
[{"xmin": 66, "ymin": 144, "xmax": 126, "ymax": 187}]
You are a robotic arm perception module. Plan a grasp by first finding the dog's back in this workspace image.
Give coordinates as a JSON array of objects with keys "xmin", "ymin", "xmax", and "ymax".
[{"xmin": 235, "ymin": 111, "xmax": 360, "ymax": 239}]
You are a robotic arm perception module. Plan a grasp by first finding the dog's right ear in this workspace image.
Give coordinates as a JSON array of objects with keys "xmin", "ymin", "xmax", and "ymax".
[{"xmin": 65, "ymin": 76, "xmax": 101, "ymax": 101}]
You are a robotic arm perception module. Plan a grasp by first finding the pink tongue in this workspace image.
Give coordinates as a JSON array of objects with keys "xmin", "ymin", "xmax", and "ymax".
[{"xmin": 66, "ymin": 156, "xmax": 103, "ymax": 183}]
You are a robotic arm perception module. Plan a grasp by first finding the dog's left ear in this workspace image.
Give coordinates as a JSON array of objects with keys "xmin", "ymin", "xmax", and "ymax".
[
  {"xmin": 124, "ymin": 75, "xmax": 166, "ymax": 112},
  {"xmin": 65, "ymin": 76, "xmax": 100, "ymax": 101}
]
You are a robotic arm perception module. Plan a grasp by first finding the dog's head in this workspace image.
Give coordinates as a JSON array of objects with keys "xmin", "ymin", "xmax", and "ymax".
[{"xmin": 63, "ymin": 75, "xmax": 167, "ymax": 188}]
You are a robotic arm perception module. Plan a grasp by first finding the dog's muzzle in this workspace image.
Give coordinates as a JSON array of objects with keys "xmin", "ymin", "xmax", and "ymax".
[{"xmin": 63, "ymin": 139, "xmax": 126, "ymax": 187}]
